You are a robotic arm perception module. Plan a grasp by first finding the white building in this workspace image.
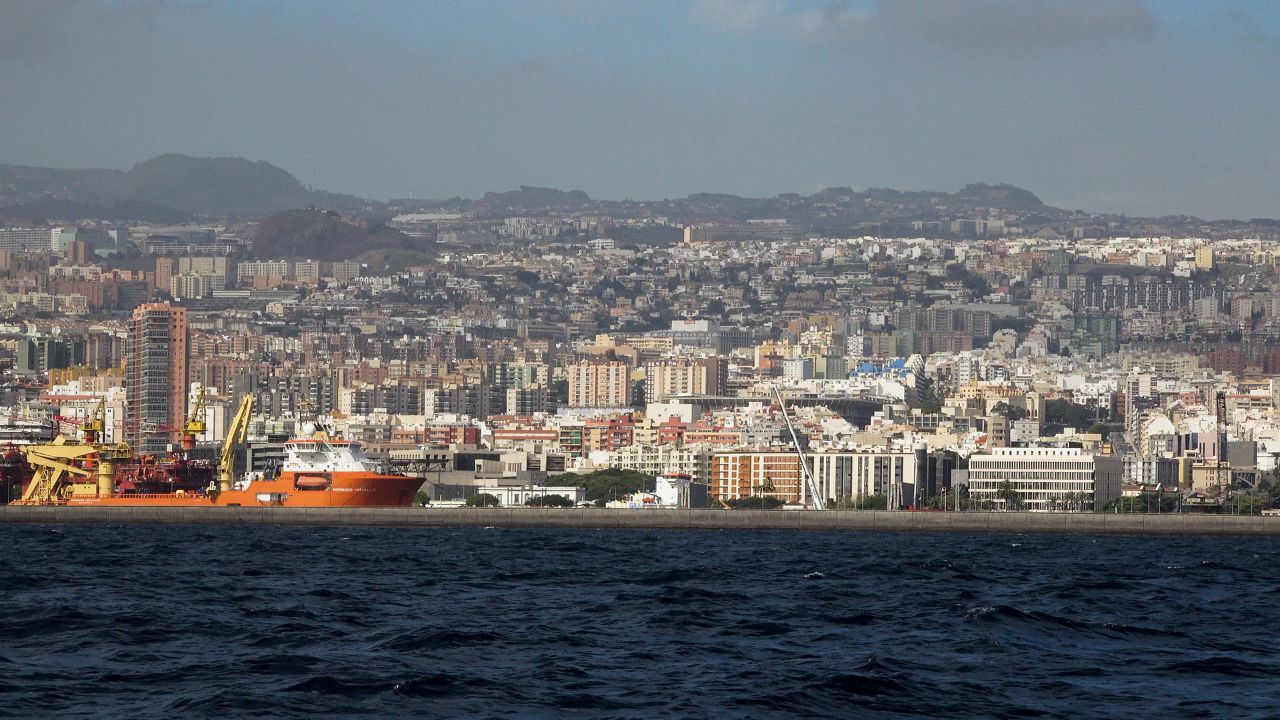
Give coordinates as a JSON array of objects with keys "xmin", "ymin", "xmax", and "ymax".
[
  {"xmin": 967, "ymin": 447, "xmax": 1122, "ymax": 511},
  {"xmin": 811, "ymin": 448, "xmax": 923, "ymax": 507},
  {"xmin": 475, "ymin": 484, "xmax": 587, "ymax": 507},
  {"xmin": 605, "ymin": 443, "xmax": 713, "ymax": 483},
  {"xmin": 782, "ymin": 357, "xmax": 814, "ymax": 383}
]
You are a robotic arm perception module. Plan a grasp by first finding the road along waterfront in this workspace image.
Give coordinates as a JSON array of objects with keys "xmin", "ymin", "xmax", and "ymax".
[{"xmin": 3, "ymin": 506, "xmax": 1280, "ymax": 534}]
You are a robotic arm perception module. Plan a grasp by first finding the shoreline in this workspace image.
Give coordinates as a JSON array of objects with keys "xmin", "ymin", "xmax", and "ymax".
[{"xmin": 2, "ymin": 506, "xmax": 1279, "ymax": 535}]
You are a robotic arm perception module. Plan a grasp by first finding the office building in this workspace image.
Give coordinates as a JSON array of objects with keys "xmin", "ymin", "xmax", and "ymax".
[{"xmin": 967, "ymin": 447, "xmax": 1122, "ymax": 511}]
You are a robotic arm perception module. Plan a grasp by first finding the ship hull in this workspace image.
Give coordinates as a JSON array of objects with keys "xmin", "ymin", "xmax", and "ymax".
[{"xmin": 60, "ymin": 472, "xmax": 423, "ymax": 508}]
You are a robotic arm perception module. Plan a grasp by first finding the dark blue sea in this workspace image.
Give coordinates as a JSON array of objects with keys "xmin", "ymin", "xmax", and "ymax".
[{"xmin": 2, "ymin": 525, "xmax": 1279, "ymax": 719}]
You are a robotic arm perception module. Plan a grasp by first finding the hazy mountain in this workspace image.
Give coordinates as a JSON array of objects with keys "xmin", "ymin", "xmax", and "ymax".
[
  {"xmin": 476, "ymin": 186, "xmax": 591, "ymax": 211},
  {"xmin": 0, "ymin": 154, "xmax": 373, "ymax": 220},
  {"xmin": 4, "ymin": 154, "xmax": 1270, "ymax": 238},
  {"xmin": 951, "ymin": 183, "xmax": 1044, "ymax": 211},
  {"xmin": 114, "ymin": 155, "xmax": 371, "ymax": 218}
]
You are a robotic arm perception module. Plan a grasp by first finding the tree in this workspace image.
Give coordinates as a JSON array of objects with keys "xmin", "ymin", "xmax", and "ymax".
[
  {"xmin": 915, "ymin": 377, "xmax": 943, "ymax": 414},
  {"xmin": 547, "ymin": 468, "xmax": 653, "ymax": 504},
  {"xmin": 413, "ymin": 490, "xmax": 431, "ymax": 506},
  {"xmin": 526, "ymin": 494, "xmax": 575, "ymax": 508},
  {"xmin": 990, "ymin": 401, "xmax": 1028, "ymax": 421},
  {"xmin": 1044, "ymin": 399, "xmax": 1104, "ymax": 429},
  {"xmin": 728, "ymin": 496, "xmax": 784, "ymax": 510},
  {"xmin": 834, "ymin": 494, "xmax": 888, "ymax": 510},
  {"xmin": 996, "ymin": 480, "xmax": 1024, "ymax": 511},
  {"xmin": 465, "ymin": 493, "xmax": 500, "ymax": 508}
]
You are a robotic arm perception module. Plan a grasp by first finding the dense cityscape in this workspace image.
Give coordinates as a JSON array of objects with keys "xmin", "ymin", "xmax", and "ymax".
[
  {"xmin": 3, "ymin": 160, "xmax": 1278, "ymax": 514},
  {"xmin": 11, "ymin": 2, "xmax": 1280, "ymax": 718}
]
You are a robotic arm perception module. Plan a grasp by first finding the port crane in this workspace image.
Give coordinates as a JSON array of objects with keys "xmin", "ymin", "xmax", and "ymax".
[
  {"xmin": 52, "ymin": 398, "xmax": 106, "ymax": 443},
  {"xmin": 140, "ymin": 391, "xmax": 208, "ymax": 451},
  {"xmin": 16, "ymin": 436, "xmax": 132, "ymax": 505},
  {"xmin": 771, "ymin": 385, "xmax": 824, "ymax": 510},
  {"xmin": 218, "ymin": 395, "xmax": 254, "ymax": 492}
]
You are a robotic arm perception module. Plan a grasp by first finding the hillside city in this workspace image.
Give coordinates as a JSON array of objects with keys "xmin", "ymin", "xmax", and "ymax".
[{"xmin": 4, "ymin": 161, "xmax": 1280, "ymax": 513}]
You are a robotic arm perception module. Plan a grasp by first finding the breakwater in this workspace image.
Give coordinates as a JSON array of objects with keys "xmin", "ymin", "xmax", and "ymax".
[{"xmin": 3, "ymin": 505, "xmax": 1280, "ymax": 534}]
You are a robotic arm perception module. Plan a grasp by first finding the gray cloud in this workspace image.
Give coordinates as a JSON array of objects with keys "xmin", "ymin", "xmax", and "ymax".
[
  {"xmin": 877, "ymin": 0, "xmax": 1159, "ymax": 54},
  {"xmin": 0, "ymin": 0, "xmax": 84, "ymax": 60},
  {"xmin": 693, "ymin": 0, "xmax": 1160, "ymax": 54},
  {"xmin": 0, "ymin": 0, "xmax": 175, "ymax": 60}
]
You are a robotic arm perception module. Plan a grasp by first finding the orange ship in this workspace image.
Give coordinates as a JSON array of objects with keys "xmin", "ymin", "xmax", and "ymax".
[{"xmin": 16, "ymin": 398, "xmax": 423, "ymax": 508}]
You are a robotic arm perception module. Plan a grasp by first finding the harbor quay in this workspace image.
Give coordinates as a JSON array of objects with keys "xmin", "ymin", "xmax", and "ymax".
[{"xmin": 4, "ymin": 506, "xmax": 1280, "ymax": 535}]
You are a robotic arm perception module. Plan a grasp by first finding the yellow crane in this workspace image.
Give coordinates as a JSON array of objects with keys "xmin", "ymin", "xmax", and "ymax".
[
  {"xmin": 17, "ymin": 438, "xmax": 99, "ymax": 505},
  {"xmin": 218, "ymin": 395, "xmax": 254, "ymax": 492},
  {"xmin": 182, "ymin": 390, "xmax": 207, "ymax": 451},
  {"xmin": 82, "ymin": 398, "xmax": 106, "ymax": 444}
]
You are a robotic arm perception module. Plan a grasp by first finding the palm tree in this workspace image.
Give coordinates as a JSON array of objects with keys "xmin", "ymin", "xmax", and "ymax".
[{"xmin": 996, "ymin": 480, "xmax": 1021, "ymax": 511}]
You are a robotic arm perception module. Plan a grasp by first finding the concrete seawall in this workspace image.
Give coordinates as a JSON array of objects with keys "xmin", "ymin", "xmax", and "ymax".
[{"xmin": 2, "ymin": 505, "xmax": 1280, "ymax": 535}]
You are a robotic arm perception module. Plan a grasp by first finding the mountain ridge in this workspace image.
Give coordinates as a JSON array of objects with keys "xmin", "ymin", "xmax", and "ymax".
[{"xmin": 1, "ymin": 154, "xmax": 1272, "ymax": 235}]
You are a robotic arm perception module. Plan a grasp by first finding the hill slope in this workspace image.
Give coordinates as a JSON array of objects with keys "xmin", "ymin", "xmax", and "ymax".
[
  {"xmin": 114, "ymin": 154, "xmax": 370, "ymax": 218},
  {"xmin": 0, "ymin": 154, "xmax": 372, "ymax": 220}
]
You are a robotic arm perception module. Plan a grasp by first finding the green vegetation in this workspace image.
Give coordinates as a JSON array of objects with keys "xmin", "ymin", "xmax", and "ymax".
[
  {"xmin": 919, "ymin": 486, "xmax": 977, "ymax": 510},
  {"xmin": 833, "ymin": 494, "xmax": 889, "ymax": 510},
  {"xmin": 1104, "ymin": 494, "xmax": 1179, "ymax": 513},
  {"xmin": 728, "ymin": 496, "xmax": 785, "ymax": 510},
  {"xmin": 1044, "ymin": 399, "xmax": 1108, "ymax": 429},
  {"xmin": 547, "ymin": 468, "xmax": 654, "ymax": 507},
  {"xmin": 995, "ymin": 480, "xmax": 1026, "ymax": 510},
  {"xmin": 1047, "ymin": 492, "xmax": 1094, "ymax": 512},
  {"xmin": 526, "ymin": 494, "xmax": 575, "ymax": 508},
  {"xmin": 990, "ymin": 401, "xmax": 1028, "ymax": 421},
  {"xmin": 465, "ymin": 493, "xmax": 500, "ymax": 508},
  {"xmin": 915, "ymin": 377, "xmax": 943, "ymax": 414},
  {"xmin": 945, "ymin": 264, "xmax": 991, "ymax": 297},
  {"xmin": 413, "ymin": 490, "xmax": 431, "ymax": 506}
]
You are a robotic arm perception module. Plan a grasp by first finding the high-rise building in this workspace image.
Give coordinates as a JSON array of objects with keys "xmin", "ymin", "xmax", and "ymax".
[
  {"xmin": 643, "ymin": 357, "xmax": 726, "ymax": 403},
  {"xmin": 126, "ymin": 303, "xmax": 189, "ymax": 452},
  {"xmin": 565, "ymin": 360, "xmax": 630, "ymax": 408}
]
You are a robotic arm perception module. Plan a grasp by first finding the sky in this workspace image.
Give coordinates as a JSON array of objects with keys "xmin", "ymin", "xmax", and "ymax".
[{"xmin": 1, "ymin": 0, "xmax": 1279, "ymax": 219}]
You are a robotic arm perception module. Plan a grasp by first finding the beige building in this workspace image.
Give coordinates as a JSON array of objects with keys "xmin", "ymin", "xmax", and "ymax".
[
  {"xmin": 566, "ymin": 360, "xmax": 630, "ymax": 408},
  {"xmin": 643, "ymin": 357, "xmax": 726, "ymax": 403}
]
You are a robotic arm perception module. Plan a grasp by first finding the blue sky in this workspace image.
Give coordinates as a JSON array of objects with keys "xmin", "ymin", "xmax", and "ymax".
[{"xmin": 1, "ymin": 0, "xmax": 1278, "ymax": 218}]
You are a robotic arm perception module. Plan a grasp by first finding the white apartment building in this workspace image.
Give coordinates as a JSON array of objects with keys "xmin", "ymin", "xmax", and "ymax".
[
  {"xmin": 967, "ymin": 447, "xmax": 1122, "ymax": 511},
  {"xmin": 606, "ymin": 443, "xmax": 713, "ymax": 483},
  {"xmin": 811, "ymin": 448, "xmax": 922, "ymax": 507}
]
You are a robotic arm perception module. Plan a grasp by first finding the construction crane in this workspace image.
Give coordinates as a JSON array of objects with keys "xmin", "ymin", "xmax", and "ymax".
[
  {"xmin": 1216, "ymin": 390, "xmax": 1230, "ymax": 499},
  {"xmin": 181, "ymin": 390, "xmax": 207, "ymax": 451},
  {"xmin": 218, "ymin": 395, "xmax": 254, "ymax": 492},
  {"xmin": 771, "ymin": 385, "xmax": 824, "ymax": 510},
  {"xmin": 53, "ymin": 398, "xmax": 106, "ymax": 444}
]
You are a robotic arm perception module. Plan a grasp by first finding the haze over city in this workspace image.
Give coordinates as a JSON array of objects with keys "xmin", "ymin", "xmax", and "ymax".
[{"xmin": 2, "ymin": 0, "xmax": 1280, "ymax": 218}]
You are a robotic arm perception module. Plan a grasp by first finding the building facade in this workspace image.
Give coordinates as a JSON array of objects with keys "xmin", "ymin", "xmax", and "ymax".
[
  {"xmin": 125, "ymin": 303, "xmax": 189, "ymax": 452},
  {"xmin": 967, "ymin": 447, "xmax": 1123, "ymax": 511}
]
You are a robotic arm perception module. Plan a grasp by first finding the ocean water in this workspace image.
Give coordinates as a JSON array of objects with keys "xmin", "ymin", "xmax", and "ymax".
[{"xmin": 2, "ymin": 525, "xmax": 1279, "ymax": 719}]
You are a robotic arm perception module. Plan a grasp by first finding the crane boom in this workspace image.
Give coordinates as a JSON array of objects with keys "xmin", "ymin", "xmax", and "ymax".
[
  {"xmin": 17, "ymin": 440, "xmax": 97, "ymax": 504},
  {"xmin": 218, "ymin": 395, "xmax": 254, "ymax": 491},
  {"xmin": 772, "ymin": 385, "xmax": 824, "ymax": 510}
]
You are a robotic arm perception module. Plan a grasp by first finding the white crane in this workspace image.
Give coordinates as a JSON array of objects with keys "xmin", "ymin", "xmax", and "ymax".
[{"xmin": 771, "ymin": 385, "xmax": 824, "ymax": 510}]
